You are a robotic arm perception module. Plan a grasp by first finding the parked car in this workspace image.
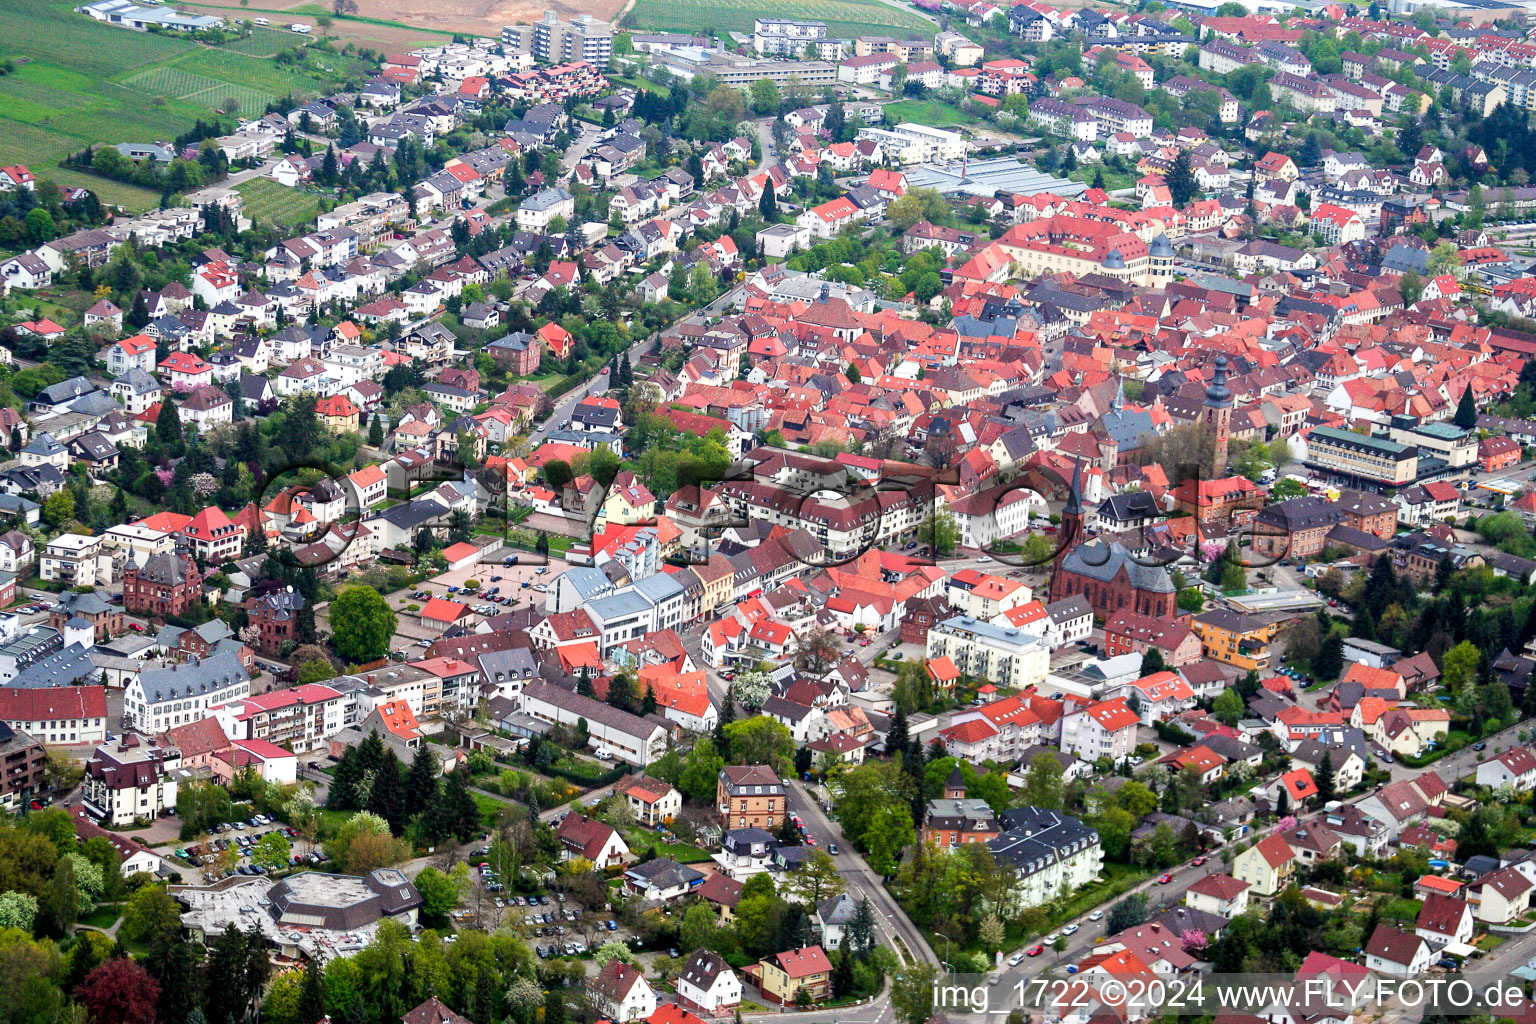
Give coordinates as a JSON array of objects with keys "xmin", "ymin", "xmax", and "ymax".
[
  {"xmin": 1008, "ymin": 953, "xmax": 1025, "ymax": 966},
  {"xmin": 1027, "ymin": 945, "xmax": 1044, "ymax": 957}
]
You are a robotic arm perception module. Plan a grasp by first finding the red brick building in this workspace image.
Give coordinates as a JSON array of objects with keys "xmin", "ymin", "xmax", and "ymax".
[
  {"xmin": 243, "ymin": 587, "xmax": 306, "ymax": 654},
  {"xmin": 899, "ymin": 594, "xmax": 949, "ymax": 644},
  {"xmin": 1335, "ymin": 489, "xmax": 1400, "ymax": 538},
  {"xmin": 1050, "ymin": 540, "xmax": 1177, "ymax": 620},
  {"xmin": 121, "ymin": 551, "xmax": 202, "ymax": 618},
  {"xmin": 1170, "ymin": 475, "xmax": 1265, "ymax": 527},
  {"xmin": 1050, "ymin": 460, "xmax": 1177, "ymax": 620}
]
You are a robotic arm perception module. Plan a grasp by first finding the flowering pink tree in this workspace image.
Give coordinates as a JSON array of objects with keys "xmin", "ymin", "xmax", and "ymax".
[
  {"xmin": 1180, "ymin": 929, "xmax": 1208, "ymax": 952},
  {"xmin": 1275, "ymin": 815, "xmax": 1298, "ymax": 833}
]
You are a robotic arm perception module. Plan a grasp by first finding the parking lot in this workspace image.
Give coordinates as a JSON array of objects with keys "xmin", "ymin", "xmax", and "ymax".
[
  {"xmin": 171, "ymin": 813, "xmax": 321, "ymax": 882},
  {"xmin": 454, "ymin": 853, "xmax": 628, "ymax": 958},
  {"xmin": 368, "ymin": 554, "xmax": 573, "ymax": 653}
]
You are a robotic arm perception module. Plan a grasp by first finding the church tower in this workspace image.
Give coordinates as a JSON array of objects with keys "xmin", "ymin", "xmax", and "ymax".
[
  {"xmin": 1203, "ymin": 354, "xmax": 1234, "ymax": 480},
  {"xmin": 1049, "ymin": 457, "xmax": 1086, "ymax": 602}
]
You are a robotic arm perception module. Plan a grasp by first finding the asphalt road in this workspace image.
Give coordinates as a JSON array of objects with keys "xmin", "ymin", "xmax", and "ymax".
[
  {"xmin": 786, "ymin": 778, "xmax": 937, "ymax": 966},
  {"xmin": 525, "ymin": 330, "xmax": 652, "ymax": 447}
]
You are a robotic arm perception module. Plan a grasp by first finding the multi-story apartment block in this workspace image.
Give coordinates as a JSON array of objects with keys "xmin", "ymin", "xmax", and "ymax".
[
  {"xmin": 925, "ymin": 615, "xmax": 1051, "ymax": 689},
  {"xmin": 753, "ymin": 17, "xmax": 826, "ymax": 56},
  {"xmin": 39, "ymin": 533, "xmax": 112, "ymax": 587},
  {"xmin": 81, "ymin": 734, "xmax": 183, "ymax": 826},
  {"xmin": 989, "ymin": 807, "xmax": 1103, "ymax": 909},
  {"xmin": 1304, "ymin": 426, "xmax": 1419, "ymax": 488},
  {"xmin": 527, "ymin": 12, "xmax": 613, "ymax": 65},
  {"xmin": 213, "ymin": 682, "xmax": 346, "ymax": 754}
]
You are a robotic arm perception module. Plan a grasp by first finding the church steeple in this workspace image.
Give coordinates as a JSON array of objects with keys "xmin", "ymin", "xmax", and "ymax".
[
  {"xmin": 1062, "ymin": 455, "xmax": 1084, "ymax": 518},
  {"xmin": 1203, "ymin": 355, "xmax": 1234, "ymax": 479},
  {"xmin": 1051, "ymin": 458, "xmax": 1087, "ymax": 602}
]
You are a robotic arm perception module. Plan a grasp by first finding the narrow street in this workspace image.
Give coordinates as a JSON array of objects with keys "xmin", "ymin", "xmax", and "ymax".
[{"xmin": 785, "ymin": 778, "xmax": 937, "ymax": 966}]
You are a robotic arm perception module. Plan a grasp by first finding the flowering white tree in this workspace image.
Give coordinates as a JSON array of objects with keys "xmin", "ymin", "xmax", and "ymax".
[{"xmin": 733, "ymin": 671, "xmax": 772, "ymax": 710}]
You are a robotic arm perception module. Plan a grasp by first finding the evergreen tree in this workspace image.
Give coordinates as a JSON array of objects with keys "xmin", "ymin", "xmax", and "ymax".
[
  {"xmin": 127, "ymin": 291, "xmax": 149, "ymax": 330},
  {"xmin": 1315, "ymin": 750, "xmax": 1336, "ymax": 802},
  {"xmin": 147, "ymin": 935, "xmax": 204, "ymax": 1024},
  {"xmin": 759, "ymin": 185, "xmax": 778, "ymax": 220},
  {"xmin": 368, "ymin": 415, "xmax": 383, "ymax": 446},
  {"xmin": 1435, "ymin": 552, "xmax": 1455, "ymax": 593},
  {"xmin": 205, "ymin": 925, "xmax": 270, "ymax": 1024},
  {"xmin": 156, "ymin": 398, "xmax": 184, "ymax": 450},
  {"xmin": 1311, "ymin": 632, "xmax": 1345, "ymax": 680},
  {"xmin": 297, "ymin": 957, "xmax": 326, "ymax": 1024},
  {"xmin": 356, "ymin": 728, "xmax": 387, "ymax": 777},
  {"xmin": 1454, "ymin": 384, "xmax": 1478, "ymax": 429},
  {"xmin": 1166, "ymin": 149, "xmax": 1198, "ymax": 206},
  {"xmin": 608, "ymin": 674, "xmax": 637, "ymax": 713},
  {"xmin": 887, "ymin": 706, "xmax": 909, "ymax": 756},
  {"xmin": 1521, "ymin": 357, "xmax": 1536, "ymax": 389},
  {"xmin": 367, "ymin": 750, "xmax": 406, "ymax": 833},
  {"xmin": 436, "ymin": 769, "xmax": 482, "ymax": 842},
  {"xmin": 404, "ymin": 745, "xmax": 440, "ymax": 823},
  {"xmin": 713, "ymin": 682, "xmax": 736, "ymax": 748},
  {"xmin": 846, "ymin": 897, "xmax": 875, "ymax": 955},
  {"xmin": 831, "ymin": 951, "xmax": 855, "ymax": 997},
  {"xmin": 640, "ymin": 682, "xmax": 657, "ymax": 716},
  {"xmin": 1299, "ymin": 132, "xmax": 1323, "ymax": 167}
]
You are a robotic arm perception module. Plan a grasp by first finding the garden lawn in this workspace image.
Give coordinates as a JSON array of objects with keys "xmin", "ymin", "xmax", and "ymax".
[
  {"xmin": 624, "ymin": 0, "xmax": 930, "ymax": 39},
  {"xmin": 473, "ymin": 792, "xmax": 515, "ymax": 828},
  {"xmin": 80, "ymin": 904, "xmax": 123, "ymax": 929},
  {"xmin": 881, "ymin": 98, "xmax": 970, "ymax": 127},
  {"xmin": 626, "ymin": 830, "xmax": 714, "ymax": 864}
]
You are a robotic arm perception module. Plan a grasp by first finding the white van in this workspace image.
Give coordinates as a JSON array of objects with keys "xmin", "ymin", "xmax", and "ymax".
[
  {"xmin": 253, "ymin": 16, "xmax": 269, "ymax": 25},
  {"xmin": 290, "ymin": 22, "xmax": 311, "ymax": 33}
]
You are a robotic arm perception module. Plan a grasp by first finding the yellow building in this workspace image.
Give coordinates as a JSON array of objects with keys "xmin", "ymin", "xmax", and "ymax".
[
  {"xmin": 1232, "ymin": 834, "xmax": 1296, "ymax": 897},
  {"xmin": 1190, "ymin": 609, "xmax": 1286, "ymax": 672},
  {"xmin": 754, "ymin": 947, "xmax": 833, "ymax": 1005},
  {"xmin": 602, "ymin": 470, "xmax": 657, "ymax": 526}
]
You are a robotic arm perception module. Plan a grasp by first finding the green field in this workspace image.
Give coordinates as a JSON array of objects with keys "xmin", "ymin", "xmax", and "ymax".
[
  {"xmin": 0, "ymin": 0, "xmax": 334, "ymax": 212},
  {"xmin": 235, "ymin": 177, "xmax": 323, "ymax": 229},
  {"xmin": 218, "ymin": 26, "xmax": 306, "ymax": 57},
  {"xmin": 881, "ymin": 98, "xmax": 970, "ymax": 126},
  {"xmin": 624, "ymin": 0, "xmax": 930, "ymax": 39}
]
